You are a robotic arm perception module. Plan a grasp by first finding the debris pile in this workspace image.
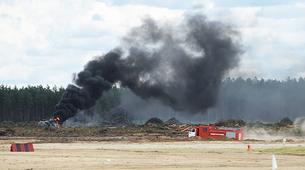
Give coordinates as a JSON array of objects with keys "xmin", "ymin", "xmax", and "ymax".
[
  {"xmin": 215, "ymin": 119, "xmax": 246, "ymax": 127},
  {"xmin": 145, "ymin": 117, "xmax": 164, "ymax": 127},
  {"xmin": 64, "ymin": 107, "xmax": 134, "ymax": 127},
  {"xmin": 278, "ymin": 117, "xmax": 293, "ymax": 127},
  {"xmin": 0, "ymin": 128, "xmax": 15, "ymax": 136},
  {"xmin": 107, "ymin": 108, "xmax": 134, "ymax": 126},
  {"xmin": 165, "ymin": 117, "xmax": 182, "ymax": 125}
]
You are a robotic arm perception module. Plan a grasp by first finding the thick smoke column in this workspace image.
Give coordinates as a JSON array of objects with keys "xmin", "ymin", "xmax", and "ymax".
[{"xmin": 53, "ymin": 15, "xmax": 242, "ymax": 123}]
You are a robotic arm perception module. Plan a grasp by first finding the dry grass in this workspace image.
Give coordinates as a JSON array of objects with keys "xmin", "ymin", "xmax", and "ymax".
[
  {"xmin": 2, "ymin": 140, "xmax": 305, "ymax": 170},
  {"xmin": 256, "ymin": 146, "xmax": 305, "ymax": 156}
]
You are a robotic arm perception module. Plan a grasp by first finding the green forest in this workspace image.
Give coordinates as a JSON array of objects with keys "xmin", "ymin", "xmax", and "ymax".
[
  {"xmin": 0, "ymin": 85, "xmax": 122, "ymax": 122},
  {"xmin": 0, "ymin": 85, "xmax": 65, "ymax": 122},
  {"xmin": 1, "ymin": 77, "xmax": 305, "ymax": 122}
]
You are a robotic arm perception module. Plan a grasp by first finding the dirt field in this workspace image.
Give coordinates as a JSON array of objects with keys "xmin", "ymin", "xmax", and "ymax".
[{"xmin": 1, "ymin": 139, "xmax": 305, "ymax": 170}]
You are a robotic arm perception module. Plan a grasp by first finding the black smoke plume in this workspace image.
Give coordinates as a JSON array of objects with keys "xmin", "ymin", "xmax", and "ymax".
[{"xmin": 53, "ymin": 14, "xmax": 242, "ymax": 123}]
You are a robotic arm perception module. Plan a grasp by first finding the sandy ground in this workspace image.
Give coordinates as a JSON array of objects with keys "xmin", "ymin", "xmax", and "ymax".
[{"xmin": 1, "ymin": 139, "xmax": 305, "ymax": 170}]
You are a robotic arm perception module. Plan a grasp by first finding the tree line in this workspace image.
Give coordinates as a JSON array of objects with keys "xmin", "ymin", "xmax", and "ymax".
[
  {"xmin": 1, "ymin": 77, "xmax": 305, "ymax": 122},
  {"xmin": 211, "ymin": 77, "xmax": 305, "ymax": 122},
  {"xmin": 0, "ymin": 85, "xmax": 65, "ymax": 122}
]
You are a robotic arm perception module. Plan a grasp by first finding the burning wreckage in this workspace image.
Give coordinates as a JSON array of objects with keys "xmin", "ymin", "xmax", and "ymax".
[{"xmin": 39, "ymin": 14, "xmax": 242, "ymax": 130}]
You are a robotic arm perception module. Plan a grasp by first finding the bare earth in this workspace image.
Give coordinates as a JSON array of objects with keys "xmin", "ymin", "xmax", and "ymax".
[{"xmin": 1, "ymin": 139, "xmax": 305, "ymax": 170}]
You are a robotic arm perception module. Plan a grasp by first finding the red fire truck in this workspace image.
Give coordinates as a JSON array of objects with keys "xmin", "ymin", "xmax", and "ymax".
[{"xmin": 188, "ymin": 125, "xmax": 243, "ymax": 140}]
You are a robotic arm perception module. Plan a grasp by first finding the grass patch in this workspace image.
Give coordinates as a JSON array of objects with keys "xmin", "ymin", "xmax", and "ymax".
[{"xmin": 257, "ymin": 146, "xmax": 305, "ymax": 156}]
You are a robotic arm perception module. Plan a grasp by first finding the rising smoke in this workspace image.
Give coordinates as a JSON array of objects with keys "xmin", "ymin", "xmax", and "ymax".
[{"xmin": 54, "ymin": 14, "xmax": 242, "ymax": 123}]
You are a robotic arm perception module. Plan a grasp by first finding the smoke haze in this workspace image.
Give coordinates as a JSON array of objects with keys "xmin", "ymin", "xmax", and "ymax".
[
  {"xmin": 65, "ymin": 78, "xmax": 305, "ymax": 126},
  {"xmin": 54, "ymin": 14, "xmax": 242, "ymax": 123}
]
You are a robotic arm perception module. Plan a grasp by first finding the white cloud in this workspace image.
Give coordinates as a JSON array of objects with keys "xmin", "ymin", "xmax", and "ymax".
[
  {"xmin": 196, "ymin": 2, "xmax": 305, "ymax": 79},
  {"xmin": 0, "ymin": 0, "xmax": 305, "ymax": 87},
  {"xmin": 0, "ymin": 0, "xmax": 183, "ymax": 86},
  {"xmin": 0, "ymin": 63, "xmax": 33, "ymax": 80}
]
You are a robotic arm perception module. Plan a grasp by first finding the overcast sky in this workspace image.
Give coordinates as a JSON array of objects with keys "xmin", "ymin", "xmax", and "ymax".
[{"xmin": 1, "ymin": 0, "xmax": 305, "ymax": 87}]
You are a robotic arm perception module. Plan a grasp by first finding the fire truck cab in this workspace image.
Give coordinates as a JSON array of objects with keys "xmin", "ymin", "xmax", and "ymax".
[{"xmin": 188, "ymin": 125, "xmax": 243, "ymax": 140}]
